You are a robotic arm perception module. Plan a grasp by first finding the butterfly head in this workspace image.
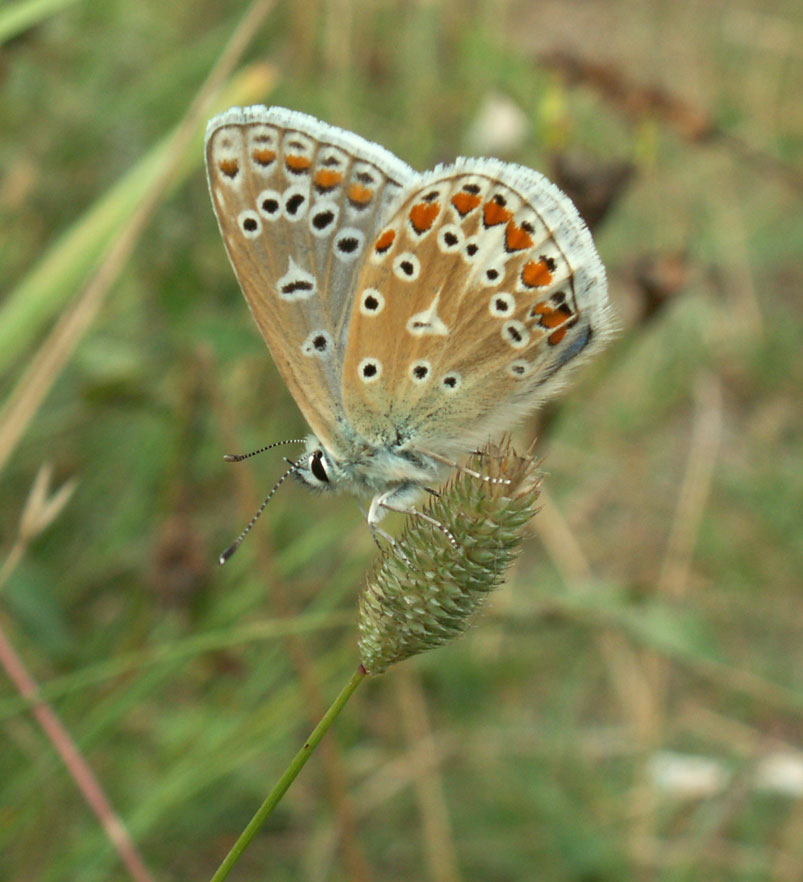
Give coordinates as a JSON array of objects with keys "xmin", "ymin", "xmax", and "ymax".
[
  {"xmin": 291, "ymin": 438, "xmax": 339, "ymax": 493},
  {"xmin": 290, "ymin": 433, "xmax": 452, "ymax": 503}
]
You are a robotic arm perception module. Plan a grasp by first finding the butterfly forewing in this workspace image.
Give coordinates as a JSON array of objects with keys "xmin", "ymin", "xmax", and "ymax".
[
  {"xmin": 205, "ymin": 106, "xmax": 413, "ymax": 456},
  {"xmin": 341, "ymin": 159, "xmax": 614, "ymax": 453}
]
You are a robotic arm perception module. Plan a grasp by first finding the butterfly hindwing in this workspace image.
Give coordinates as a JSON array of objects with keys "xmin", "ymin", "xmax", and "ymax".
[
  {"xmin": 205, "ymin": 106, "xmax": 414, "ymax": 456},
  {"xmin": 340, "ymin": 158, "xmax": 614, "ymax": 454}
]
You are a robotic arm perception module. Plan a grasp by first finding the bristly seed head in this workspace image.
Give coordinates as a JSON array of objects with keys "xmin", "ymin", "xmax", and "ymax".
[{"xmin": 358, "ymin": 439, "xmax": 542, "ymax": 674}]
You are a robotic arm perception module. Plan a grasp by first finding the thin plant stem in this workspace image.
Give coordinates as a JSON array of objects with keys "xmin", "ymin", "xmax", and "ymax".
[
  {"xmin": 206, "ymin": 349, "xmax": 372, "ymax": 881},
  {"xmin": 0, "ymin": 625, "xmax": 156, "ymax": 882},
  {"xmin": 208, "ymin": 664, "xmax": 369, "ymax": 882},
  {"xmin": 0, "ymin": 481, "xmax": 154, "ymax": 882}
]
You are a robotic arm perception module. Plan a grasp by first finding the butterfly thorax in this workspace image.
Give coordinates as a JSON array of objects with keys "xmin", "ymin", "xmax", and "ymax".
[{"xmin": 294, "ymin": 434, "xmax": 447, "ymax": 500}]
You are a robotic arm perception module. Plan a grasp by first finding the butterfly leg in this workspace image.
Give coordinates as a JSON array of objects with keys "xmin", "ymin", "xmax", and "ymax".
[
  {"xmin": 370, "ymin": 488, "xmax": 458, "ymax": 550},
  {"xmin": 379, "ymin": 500, "xmax": 459, "ymax": 549},
  {"xmin": 360, "ymin": 497, "xmax": 413, "ymax": 565},
  {"xmin": 373, "ymin": 524, "xmax": 413, "ymax": 565},
  {"xmin": 414, "ymin": 447, "xmax": 512, "ymax": 486}
]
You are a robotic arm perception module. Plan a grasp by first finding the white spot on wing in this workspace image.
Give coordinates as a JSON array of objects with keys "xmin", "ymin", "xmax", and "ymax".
[
  {"xmin": 482, "ymin": 260, "xmax": 505, "ymax": 287},
  {"xmin": 317, "ymin": 146, "xmax": 347, "ymax": 172},
  {"xmin": 301, "ymin": 329, "xmax": 333, "ymax": 357},
  {"xmin": 334, "ymin": 227, "xmax": 365, "ymax": 262},
  {"xmin": 351, "ymin": 162, "xmax": 379, "ymax": 188},
  {"xmin": 437, "ymin": 224, "xmax": 463, "ymax": 253},
  {"xmin": 360, "ymin": 288, "xmax": 385, "ymax": 316},
  {"xmin": 441, "ymin": 372, "xmax": 461, "ymax": 393},
  {"xmin": 407, "ymin": 290, "xmax": 449, "ymax": 337},
  {"xmin": 277, "ymin": 258, "xmax": 316, "ymax": 301},
  {"xmin": 256, "ymin": 189, "xmax": 282, "ymax": 220},
  {"xmin": 502, "ymin": 319, "xmax": 529, "ymax": 349},
  {"xmin": 358, "ymin": 357, "xmax": 382, "ymax": 383},
  {"xmin": 282, "ymin": 184, "xmax": 309, "ymax": 222},
  {"xmin": 409, "ymin": 360, "xmax": 432, "ymax": 384},
  {"xmin": 507, "ymin": 358, "xmax": 532, "ymax": 378},
  {"xmin": 489, "ymin": 292, "xmax": 515, "ymax": 316},
  {"xmin": 393, "ymin": 252, "xmax": 421, "ymax": 281},
  {"xmin": 462, "ymin": 234, "xmax": 481, "ymax": 264},
  {"xmin": 237, "ymin": 210, "xmax": 261, "ymax": 239},
  {"xmin": 308, "ymin": 200, "xmax": 340, "ymax": 237}
]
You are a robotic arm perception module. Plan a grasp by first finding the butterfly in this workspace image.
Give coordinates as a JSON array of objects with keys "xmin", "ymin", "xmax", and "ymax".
[{"xmin": 205, "ymin": 106, "xmax": 614, "ymax": 553}]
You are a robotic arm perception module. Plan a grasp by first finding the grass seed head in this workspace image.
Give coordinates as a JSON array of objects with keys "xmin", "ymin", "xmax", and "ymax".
[{"xmin": 358, "ymin": 439, "xmax": 542, "ymax": 674}]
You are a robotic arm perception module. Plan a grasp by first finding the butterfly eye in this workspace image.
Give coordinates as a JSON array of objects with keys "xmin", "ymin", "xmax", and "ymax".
[{"xmin": 309, "ymin": 450, "xmax": 330, "ymax": 483}]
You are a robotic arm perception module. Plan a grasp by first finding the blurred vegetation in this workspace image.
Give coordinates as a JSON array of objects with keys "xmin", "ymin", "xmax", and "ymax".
[{"xmin": 1, "ymin": 1, "xmax": 801, "ymax": 880}]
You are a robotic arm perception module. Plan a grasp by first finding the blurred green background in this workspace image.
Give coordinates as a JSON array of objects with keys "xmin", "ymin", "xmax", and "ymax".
[{"xmin": 1, "ymin": 1, "xmax": 801, "ymax": 880}]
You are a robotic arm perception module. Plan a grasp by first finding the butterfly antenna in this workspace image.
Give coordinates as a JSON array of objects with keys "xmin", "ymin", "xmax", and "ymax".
[
  {"xmin": 218, "ymin": 458, "xmax": 301, "ymax": 565},
  {"xmin": 223, "ymin": 439, "xmax": 306, "ymax": 463}
]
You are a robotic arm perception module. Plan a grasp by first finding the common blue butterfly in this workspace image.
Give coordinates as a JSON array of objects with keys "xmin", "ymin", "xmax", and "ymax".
[{"xmin": 205, "ymin": 107, "xmax": 614, "ymax": 554}]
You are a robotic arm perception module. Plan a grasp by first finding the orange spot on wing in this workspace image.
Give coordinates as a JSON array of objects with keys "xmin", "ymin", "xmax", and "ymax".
[
  {"xmin": 314, "ymin": 168, "xmax": 343, "ymax": 190},
  {"xmin": 348, "ymin": 183, "xmax": 374, "ymax": 205},
  {"xmin": 375, "ymin": 229, "xmax": 396, "ymax": 253},
  {"xmin": 483, "ymin": 199, "xmax": 513, "ymax": 227},
  {"xmin": 548, "ymin": 327, "xmax": 567, "ymax": 345},
  {"xmin": 409, "ymin": 201, "xmax": 441, "ymax": 233},
  {"xmin": 539, "ymin": 309, "xmax": 567, "ymax": 329},
  {"xmin": 451, "ymin": 192, "xmax": 481, "ymax": 216},
  {"xmin": 521, "ymin": 258, "xmax": 554, "ymax": 288},
  {"xmin": 505, "ymin": 221, "xmax": 534, "ymax": 252},
  {"xmin": 533, "ymin": 300, "xmax": 573, "ymax": 332},
  {"xmin": 285, "ymin": 154, "xmax": 311, "ymax": 172},
  {"xmin": 252, "ymin": 148, "xmax": 275, "ymax": 167},
  {"xmin": 218, "ymin": 158, "xmax": 239, "ymax": 178}
]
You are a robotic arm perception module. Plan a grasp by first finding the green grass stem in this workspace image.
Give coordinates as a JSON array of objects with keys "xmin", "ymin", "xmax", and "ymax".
[{"xmin": 207, "ymin": 664, "xmax": 368, "ymax": 882}]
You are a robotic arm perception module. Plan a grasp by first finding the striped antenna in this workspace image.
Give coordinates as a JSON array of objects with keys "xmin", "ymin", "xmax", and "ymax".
[
  {"xmin": 219, "ymin": 458, "xmax": 302, "ymax": 565},
  {"xmin": 223, "ymin": 439, "xmax": 306, "ymax": 462}
]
